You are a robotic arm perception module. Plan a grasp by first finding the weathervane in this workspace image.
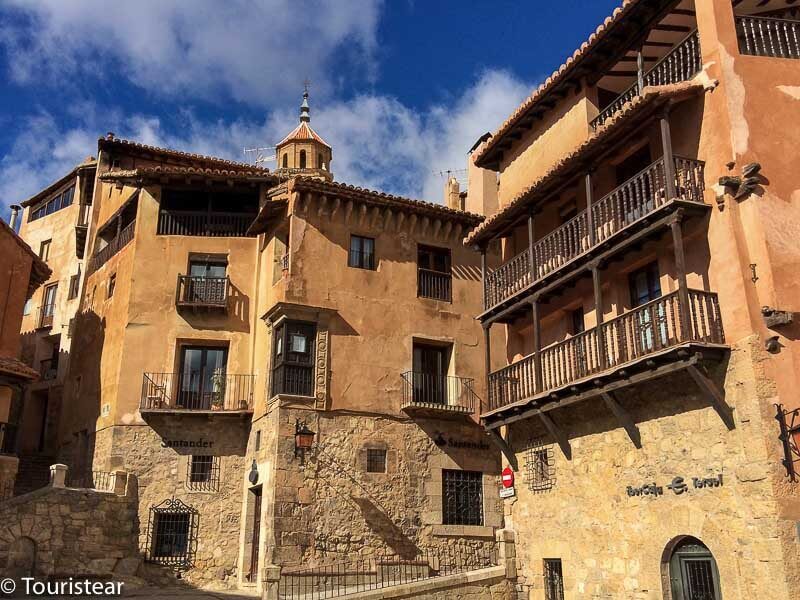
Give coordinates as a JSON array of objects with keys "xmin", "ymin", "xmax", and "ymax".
[{"xmin": 303, "ymin": 78, "xmax": 311, "ymax": 94}]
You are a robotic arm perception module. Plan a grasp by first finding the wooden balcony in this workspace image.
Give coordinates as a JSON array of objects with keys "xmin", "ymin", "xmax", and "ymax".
[
  {"xmin": 591, "ymin": 30, "xmax": 701, "ymax": 130},
  {"xmin": 482, "ymin": 156, "xmax": 706, "ymax": 319},
  {"xmin": 736, "ymin": 16, "xmax": 800, "ymax": 59},
  {"xmin": 140, "ymin": 372, "xmax": 255, "ymax": 415},
  {"xmin": 400, "ymin": 372, "xmax": 478, "ymax": 417},
  {"xmin": 485, "ymin": 289, "xmax": 725, "ymax": 416},
  {"xmin": 88, "ymin": 221, "xmax": 135, "ymax": 273},
  {"xmin": 418, "ymin": 268, "xmax": 452, "ymax": 302},
  {"xmin": 157, "ymin": 210, "xmax": 256, "ymax": 237},
  {"xmin": 175, "ymin": 275, "xmax": 229, "ymax": 311}
]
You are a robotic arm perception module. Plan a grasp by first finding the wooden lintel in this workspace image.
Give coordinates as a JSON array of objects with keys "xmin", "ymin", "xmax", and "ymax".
[
  {"xmin": 601, "ymin": 392, "xmax": 642, "ymax": 448},
  {"xmin": 485, "ymin": 428, "xmax": 519, "ymax": 471},
  {"xmin": 539, "ymin": 413, "xmax": 571, "ymax": 460},
  {"xmin": 687, "ymin": 364, "xmax": 735, "ymax": 430}
]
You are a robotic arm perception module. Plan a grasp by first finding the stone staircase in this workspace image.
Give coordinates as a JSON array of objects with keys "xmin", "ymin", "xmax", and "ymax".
[{"xmin": 14, "ymin": 454, "xmax": 55, "ymax": 495}]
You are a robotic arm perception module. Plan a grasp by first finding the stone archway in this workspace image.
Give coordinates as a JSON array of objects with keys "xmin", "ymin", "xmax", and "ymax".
[
  {"xmin": 660, "ymin": 536, "xmax": 722, "ymax": 600},
  {"xmin": 6, "ymin": 536, "xmax": 36, "ymax": 577}
]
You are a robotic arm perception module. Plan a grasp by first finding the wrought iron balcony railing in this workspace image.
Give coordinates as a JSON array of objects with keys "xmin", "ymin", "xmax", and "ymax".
[
  {"xmin": 483, "ymin": 156, "xmax": 705, "ymax": 312},
  {"xmin": 591, "ymin": 30, "xmax": 701, "ymax": 129},
  {"xmin": 736, "ymin": 16, "xmax": 800, "ymax": 59},
  {"xmin": 0, "ymin": 422, "xmax": 18, "ymax": 455},
  {"xmin": 487, "ymin": 289, "xmax": 724, "ymax": 412},
  {"xmin": 418, "ymin": 268, "xmax": 452, "ymax": 302},
  {"xmin": 401, "ymin": 372, "xmax": 478, "ymax": 415},
  {"xmin": 141, "ymin": 372, "xmax": 255, "ymax": 412},
  {"xmin": 37, "ymin": 304, "xmax": 55, "ymax": 329},
  {"xmin": 157, "ymin": 210, "xmax": 256, "ymax": 237},
  {"xmin": 175, "ymin": 275, "xmax": 229, "ymax": 309}
]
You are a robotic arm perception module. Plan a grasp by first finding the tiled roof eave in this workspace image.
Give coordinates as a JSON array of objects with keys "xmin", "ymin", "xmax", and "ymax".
[
  {"xmin": 465, "ymin": 81, "xmax": 708, "ymax": 247},
  {"xmin": 0, "ymin": 356, "xmax": 39, "ymax": 381},
  {"xmin": 99, "ymin": 166, "xmax": 278, "ymax": 184}
]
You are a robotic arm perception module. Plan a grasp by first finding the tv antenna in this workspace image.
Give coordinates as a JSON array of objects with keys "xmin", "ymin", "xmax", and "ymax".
[{"xmin": 243, "ymin": 146, "xmax": 276, "ymax": 167}]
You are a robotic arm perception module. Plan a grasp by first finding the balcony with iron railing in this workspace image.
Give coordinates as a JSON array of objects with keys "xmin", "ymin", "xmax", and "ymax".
[
  {"xmin": 591, "ymin": 30, "xmax": 702, "ymax": 130},
  {"xmin": 140, "ymin": 372, "xmax": 255, "ymax": 414},
  {"xmin": 175, "ymin": 275, "xmax": 229, "ymax": 310},
  {"xmin": 88, "ymin": 220, "xmax": 135, "ymax": 273},
  {"xmin": 483, "ymin": 156, "xmax": 706, "ymax": 314},
  {"xmin": 736, "ymin": 15, "xmax": 800, "ymax": 59},
  {"xmin": 37, "ymin": 304, "xmax": 55, "ymax": 329},
  {"xmin": 401, "ymin": 372, "xmax": 479, "ymax": 417},
  {"xmin": 486, "ymin": 288, "xmax": 725, "ymax": 414}
]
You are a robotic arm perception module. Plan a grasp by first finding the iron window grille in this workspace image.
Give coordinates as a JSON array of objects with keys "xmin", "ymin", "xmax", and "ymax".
[
  {"xmin": 524, "ymin": 438, "xmax": 556, "ymax": 493},
  {"xmin": 442, "ymin": 469, "xmax": 483, "ymax": 526},
  {"xmin": 271, "ymin": 320, "xmax": 316, "ymax": 397},
  {"xmin": 186, "ymin": 455, "xmax": 220, "ymax": 492},
  {"xmin": 348, "ymin": 235, "xmax": 376, "ymax": 270},
  {"xmin": 544, "ymin": 559, "xmax": 565, "ymax": 600},
  {"xmin": 145, "ymin": 498, "xmax": 199, "ymax": 569},
  {"xmin": 366, "ymin": 448, "xmax": 387, "ymax": 473}
]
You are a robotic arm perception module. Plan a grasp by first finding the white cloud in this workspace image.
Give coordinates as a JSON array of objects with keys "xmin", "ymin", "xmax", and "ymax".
[
  {"xmin": 0, "ymin": 0, "xmax": 381, "ymax": 104},
  {"xmin": 0, "ymin": 69, "xmax": 533, "ymax": 217}
]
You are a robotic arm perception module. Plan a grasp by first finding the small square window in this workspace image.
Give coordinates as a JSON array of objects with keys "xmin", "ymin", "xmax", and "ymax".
[
  {"xmin": 187, "ymin": 455, "xmax": 219, "ymax": 492},
  {"xmin": 366, "ymin": 448, "xmax": 387, "ymax": 473},
  {"xmin": 349, "ymin": 235, "xmax": 376, "ymax": 270},
  {"xmin": 290, "ymin": 333, "xmax": 307, "ymax": 354},
  {"xmin": 107, "ymin": 274, "xmax": 116, "ymax": 298}
]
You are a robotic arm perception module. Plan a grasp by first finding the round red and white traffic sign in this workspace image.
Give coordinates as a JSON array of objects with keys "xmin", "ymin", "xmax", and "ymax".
[{"xmin": 501, "ymin": 466, "xmax": 515, "ymax": 488}]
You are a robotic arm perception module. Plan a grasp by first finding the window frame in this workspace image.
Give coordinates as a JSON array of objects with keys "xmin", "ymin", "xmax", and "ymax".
[
  {"xmin": 417, "ymin": 245, "xmax": 453, "ymax": 302},
  {"xmin": 186, "ymin": 455, "xmax": 220, "ymax": 492},
  {"xmin": 146, "ymin": 498, "xmax": 199, "ymax": 568},
  {"xmin": 442, "ymin": 469, "xmax": 484, "ymax": 526},
  {"xmin": 107, "ymin": 273, "xmax": 116, "ymax": 298},
  {"xmin": 270, "ymin": 320, "xmax": 317, "ymax": 398},
  {"xmin": 68, "ymin": 274, "xmax": 81, "ymax": 300},
  {"xmin": 348, "ymin": 235, "xmax": 376, "ymax": 270},
  {"xmin": 543, "ymin": 558, "xmax": 565, "ymax": 600},
  {"xmin": 39, "ymin": 239, "xmax": 52, "ymax": 261},
  {"xmin": 628, "ymin": 262, "xmax": 662, "ymax": 308},
  {"xmin": 366, "ymin": 448, "xmax": 387, "ymax": 473}
]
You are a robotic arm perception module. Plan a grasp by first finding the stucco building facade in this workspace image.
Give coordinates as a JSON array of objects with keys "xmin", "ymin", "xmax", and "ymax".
[{"xmin": 466, "ymin": 1, "xmax": 800, "ymax": 598}]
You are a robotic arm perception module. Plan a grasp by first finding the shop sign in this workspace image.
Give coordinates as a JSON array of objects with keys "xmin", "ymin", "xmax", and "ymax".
[
  {"xmin": 499, "ymin": 486, "xmax": 516, "ymax": 499},
  {"xmin": 627, "ymin": 474, "xmax": 723, "ymax": 498},
  {"xmin": 433, "ymin": 433, "xmax": 490, "ymax": 451},
  {"xmin": 161, "ymin": 438, "xmax": 215, "ymax": 449}
]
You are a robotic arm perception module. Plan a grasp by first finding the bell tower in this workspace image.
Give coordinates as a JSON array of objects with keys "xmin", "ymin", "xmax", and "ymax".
[{"xmin": 275, "ymin": 89, "xmax": 333, "ymax": 181}]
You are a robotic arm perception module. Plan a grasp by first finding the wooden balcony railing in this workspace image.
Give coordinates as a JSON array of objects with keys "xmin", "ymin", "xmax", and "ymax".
[
  {"xmin": 141, "ymin": 372, "xmax": 255, "ymax": 412},
  {"xmin": 157, "ymin": 210, "xmax": 256, "ymax": 237},
  {"xmin": 0, "ymin": 422, "xmax": 18, "ymax": 455},
  {"xmin": 484, "ymin": 156, "xmax": 705, "ymax": 311},
  {"xmin": 736, "ymin": 16, "xmax": 800, "ymax": 59},
  {"xmin": 418, "ymin": 268, "xmax": 452, "ymax": 302},
  {"xmin": 487, "ymin": 289, "xmax": 724, "ymax": 412},
  {"xmin": 88, "ymin": 221, "xmax": 135, "ymax": 273},
  {"xmin": 176, "ymin": 275, "xmax": 229, "ymax": 309},
  {"xmin": 591, "ymin": 30, "xmax": 701, "ymax": 130},
  {"xmin": 37, "ymin": 304, "xmax": 55, "ymax": 329},
  {"xmin": 400, "ymin": 372, "xmax": 478, "ymax": 414}
]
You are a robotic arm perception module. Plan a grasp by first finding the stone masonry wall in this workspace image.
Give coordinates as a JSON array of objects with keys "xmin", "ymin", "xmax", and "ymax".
[{"xmin": 0, "ymin": 483, "xmax": 138, "ymax": 577}]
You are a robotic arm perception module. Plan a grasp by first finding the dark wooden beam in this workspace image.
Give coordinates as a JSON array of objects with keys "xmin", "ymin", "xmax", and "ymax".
[
  {"xmin": 486, "ymin": 428, "xmax": 519, "ymax": 471},
  {"xmin": 672, "ymin": 8, "xmax": 696, "ymax": 16},
  {"xmin": 606, "ymin": 70, "xmax": 640, "ymax": 77},
  {"xmin": 643, "ymin": 40, "xmax": 676, "ymax": 48},
  {"xmin": 653, "ymin": 24, "xmax": 692, "ymax": 32},
  {"xmin": 601, "ymin": 392, "xmax": 642, "ymax": 448},
  {"xmin": 687, "ymin": 364, "xmax": 735, "ymax": 430},
  {"xmin": 539, "ymin": 412, "xmax": 572, "ymax": 460}
]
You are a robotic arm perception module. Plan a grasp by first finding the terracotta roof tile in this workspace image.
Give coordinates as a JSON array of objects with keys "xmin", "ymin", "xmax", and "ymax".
[
  {"xmin": 465, "ymin": 81, "xmax": 707, "ymax": 247},
  {"xmin": 99, "ymin": 165, "xmax": 277, "ymax": 182},
  {"xmin": 0, "ymin": 356, "xmax": 39, "ymax": 381},
  {"xmin": 277, "ymin": 122, "xmax": 331, "ymax": 149}
]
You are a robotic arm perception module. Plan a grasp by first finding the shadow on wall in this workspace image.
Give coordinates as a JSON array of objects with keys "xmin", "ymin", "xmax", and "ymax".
[
  {"xmin": 178, "ymin": 283, "xmax": 250, "ymax": 334},
  {"xmin": 413, "ymin": 418, "xmax": 498, "ymax": 471}
]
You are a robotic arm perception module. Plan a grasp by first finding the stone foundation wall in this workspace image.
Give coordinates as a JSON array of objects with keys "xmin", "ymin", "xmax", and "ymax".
[
  {"xmin": 0, "ymin": 479, "xmax": 139, "ymax": 577},
  {"xmin": 506, "ymin": 340, "xmax": 796, "ymax": 599}
]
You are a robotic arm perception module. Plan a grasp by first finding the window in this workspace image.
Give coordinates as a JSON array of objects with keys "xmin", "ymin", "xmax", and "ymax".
[
  {"xmin": 366, "ymin": 449, "xmax": 387, "ymax": 473},
  {"xmin": 178, "ymin": 346, "xmax": 228, "ymax": 410},
  {"xmin": 271, "ymin": 321, "xmax": 316, "ymax": 397},
  {"xmin": 417, "ymin": 245, "xmax": 452, "ymax": 302},
  {"xmin": 186, "ymin": 455, "xmax": 219, "ymax": 492},
  {"xmin": 68, "ymin": 274, "xmax": 80, "ymax": 300},
  {"xmin": 442, "ymin": 469, "xmax": 483, "ymax": 526},
  {"xmin": 23, "ymin": 299, "xmax": 32, "ymax": 316},
  {"xmin": 184, "ymin": 257, "xmax": 228, "ymax": 305},
  {"xmin": 299, "ymin": 150, "xmax": 307, "ymax": 169},
  {"xmin": 282, "ymin": 154, "xmax": 288, "ymax": 168},
  {"xmin": 629, "ymin": 262, "xmax": 661, "ymax": 307},
  {"xmin": 524, "ymin": 439, "xmax": 555, "ymax": 493},
  {"xmin": 28, "ymin": 185, "xmax": 75, "ymax": 222},
  {"xmin": 543, "ymin": 559, "xmax": 564, "ymax": 600},
  {"xmin": 615, "ymin": 144, "xmax": 652, "ymax": 186},
  {"xmin": 255, "ymin": 430, "xmax": 261, "ymax": 452},
  {"xmin": 107, "ymin": 274, "xmax": 116, "ymax": 298},
  {"xmin": 318, "ymin": 153, "xmax": 325, "ymax": 169},
  {"xmin": 39, "ymin": 283, "xmax": 57, "ymax": 328},
  {"xmin": 39, "ymin": 240, "xmax": 51, "ymax": 261},
  {"xmin": 348, "ymin": 235, "xmax": 376, "ymax": 270},
  {"xmin": 147, "ymin": 498, "xmax": 198, "ymax": 568},
  {"xmin": 559, "ymin": 201, "xmax": 578, "ymax": 224},
  {"xmin": 411, "ymin": 342, "xmax": 451, "ymax": 405},
  {"xmin": 158, "ymin": 188, "xmax": 257, "ymax": 237}
]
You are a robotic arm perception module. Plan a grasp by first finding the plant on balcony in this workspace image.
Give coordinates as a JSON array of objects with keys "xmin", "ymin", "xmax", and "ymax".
[{"xmin": 210, "ymin": 369, "xmax": 226, "ymax": 410}]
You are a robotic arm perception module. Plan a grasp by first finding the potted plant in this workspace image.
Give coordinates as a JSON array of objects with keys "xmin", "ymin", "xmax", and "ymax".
[{"xmin": 210, "ymin": 369, "xmax": 226, "ymax": 410}]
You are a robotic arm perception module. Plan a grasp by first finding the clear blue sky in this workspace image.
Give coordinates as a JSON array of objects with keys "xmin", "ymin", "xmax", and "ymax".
[{"xmin": 0, "ymin": 0, "xmax": 620, "ymax": 215}]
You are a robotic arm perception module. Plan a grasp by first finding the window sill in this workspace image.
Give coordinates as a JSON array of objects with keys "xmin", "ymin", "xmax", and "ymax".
[
  {"xmin": 268, "ymin": 393, "xmax": 317, "ymax": 407},
  {"xmin": 431, "ymin": 525, "xmax": 495, "ymax": 539}
]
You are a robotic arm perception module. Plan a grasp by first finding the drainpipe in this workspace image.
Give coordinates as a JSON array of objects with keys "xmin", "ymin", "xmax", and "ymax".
[{"xmin": 9, "ymin": 205, "xmax": 21, "ymax": 230}]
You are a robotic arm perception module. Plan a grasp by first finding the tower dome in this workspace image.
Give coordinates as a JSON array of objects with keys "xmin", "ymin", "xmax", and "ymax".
[{"xmin": 275, "ymin": 90, "xmax": 333, "ymax": 181}]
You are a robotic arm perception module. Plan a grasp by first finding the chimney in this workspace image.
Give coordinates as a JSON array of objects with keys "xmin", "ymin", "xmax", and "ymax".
[
  {"xmin": 465, "ymin": 151, "xmax": 499, "ymax": 217},
  {"xmin": 445, "ymin": 176, "xmax": 462, "ymax": 211},
  {"xmin": 9, "ymin": 205, "xmax": 21, "ymax": 230}
]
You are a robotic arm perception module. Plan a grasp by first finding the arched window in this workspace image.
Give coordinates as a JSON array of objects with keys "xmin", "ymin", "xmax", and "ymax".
[
  {"xmin": 662, "ymin": 536, "xmax": 721, "ymax": 600},
  {"xmin": 282, "ymin": 154, "xmax": 288, "ymax": 169},
  {"xmin": 299, "ymin": 150, "xmax": 307, "ymax": 169},
  {"xmin": 318, "ymin": 153, "xmax": 325, "ymax": 169}
]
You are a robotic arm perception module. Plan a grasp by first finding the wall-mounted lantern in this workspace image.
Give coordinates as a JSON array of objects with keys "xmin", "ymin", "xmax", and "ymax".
[
  {"xmin": 248, "ymin": 460, "xmax": 259, "ymax": 485},
  {"xmin": 294, "ymin": 420, "xmax": 316, "ymax": 459}
]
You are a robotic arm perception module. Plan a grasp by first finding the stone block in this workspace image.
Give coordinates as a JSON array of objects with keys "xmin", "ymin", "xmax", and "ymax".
[
  {"xmin": 114, "ymin": 557, "xmax": 141, "ymax": 576},
  {"xmin": 88, "ymin": 557, "xmax": 118, "ymax": 574}
]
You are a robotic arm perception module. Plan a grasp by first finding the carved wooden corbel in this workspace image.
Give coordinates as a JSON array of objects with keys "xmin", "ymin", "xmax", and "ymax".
[
  {"xmin": 395, "ymin": 211, "xmax": 406, "ymax": 233},
  {"xmin": 343, "ymin": 200, "xmax": 354, "ymax": 225}
]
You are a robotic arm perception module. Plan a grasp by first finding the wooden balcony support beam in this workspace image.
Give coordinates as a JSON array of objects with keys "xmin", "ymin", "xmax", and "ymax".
[
  {"xmin": 539, "ymin": 412, "xmax": 571, "ymax": 460},
  {"xmin": 531, "ymin": 298, "xmax": 544, "ymax": 392},
  {"xmin": 591, "ymin": 261, "xmax": 607, "ymax": 369},
  {"xmin": 483, "ymin": 322, "xmax": 492, "ymax": 415},
  {"xmin": 687, "ymin": 364, "xmax": 735, "ymax": 431},
  {"xmin": 670, "ymin": 210, "xmax": 692, "ymax": 338},
  {"xmin": 601, "ymin": 391, "xmax": 641, "ymax": 448},
  {"xmin": 660, "ymin": 110, "xmax": 677, "ymax": 201},
  {"xmin": 486, "ymin": 428, "xmax": 519, "ymax": 471},
  {"xmin": 528, "ymin": 212, "xmax": 536, "ymax": 282}
]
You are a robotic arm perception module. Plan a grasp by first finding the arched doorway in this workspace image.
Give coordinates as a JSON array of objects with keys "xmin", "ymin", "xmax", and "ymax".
[{"xmin": 664, "ymin": 536, "xmax": 722, "ymax": 600}]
